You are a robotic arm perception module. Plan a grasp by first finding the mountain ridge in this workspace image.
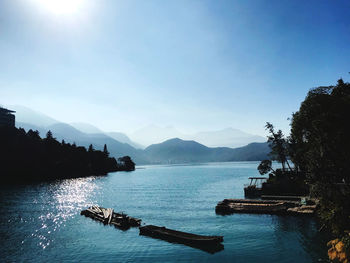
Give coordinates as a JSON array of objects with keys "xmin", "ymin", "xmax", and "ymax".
[{"xmin": 11, "ymin": 106, "xmax": 270, "ymax": 165}]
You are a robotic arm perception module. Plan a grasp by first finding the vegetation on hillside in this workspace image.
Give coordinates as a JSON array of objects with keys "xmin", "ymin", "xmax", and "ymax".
[
  {"xmin": 259, "ymin": 79, "xmax": 350, "ymax": 242},
  {"xmin": 290, "ymin": 79, "xmax": 350, "ymax": 236},
  {"xmin": 0, "ymin": 126, "xmax": 135, "ymax": 183}
]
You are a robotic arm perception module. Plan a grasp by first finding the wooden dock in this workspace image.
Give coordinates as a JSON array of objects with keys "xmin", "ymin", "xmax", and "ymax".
[
  {"xmin": 215, "ymin": 198, "xmax": 316, "ymax": 215},
  {"xmin": 81, "ymin": 206, "xmax": 141, "ymax": 229}
]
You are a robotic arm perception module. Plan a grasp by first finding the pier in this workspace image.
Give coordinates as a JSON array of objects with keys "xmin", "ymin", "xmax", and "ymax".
[{"xmin": 215, "ymin": 198, "xmax": 316, "ymax": 215}]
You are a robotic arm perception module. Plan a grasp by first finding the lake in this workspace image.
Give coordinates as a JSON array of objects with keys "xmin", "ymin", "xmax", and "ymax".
[{"xmin": 0, "ymin": 161, "xmax": 329, "ymax": 262}]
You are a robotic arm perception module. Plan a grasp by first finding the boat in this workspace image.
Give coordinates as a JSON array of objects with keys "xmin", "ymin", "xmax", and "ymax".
[
  {"xmin": 139, "ymin": 225, "xmax": 224, "ymax": 254},
  {"xmin": 81, "ymin": 206, "xmax": 141, "ymax": 229}
]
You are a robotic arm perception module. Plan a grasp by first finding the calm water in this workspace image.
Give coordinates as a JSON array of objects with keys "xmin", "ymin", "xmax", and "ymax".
[{"xmin": 0, "ymin": 162, "xmax": 329, "ymax": 262}]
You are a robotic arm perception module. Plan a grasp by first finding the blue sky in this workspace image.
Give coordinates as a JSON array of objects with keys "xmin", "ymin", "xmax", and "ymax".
[{"xmin": 1, "ymin": 0, "xmax": 349, "ymax": 136}]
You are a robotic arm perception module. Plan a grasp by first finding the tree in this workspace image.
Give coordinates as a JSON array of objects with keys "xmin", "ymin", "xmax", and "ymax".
[
  {"xmin": 118, "ymin": 156, "xmax": 135, "ymax": 171},
  {"xmin": 27, "ymin": 129, "xmax": 40, "ymax": 140},
  {"xmin": 257, "ymin": 160, "xmax": 275, "ymax": 175},
  {"xmin": 290, "ymin": 79, "xmax": 350, "ymax": 235},
  {"xmin": 88, "ymin": 144, "xmax": 94, "ymax": 152},
  {"xmin": 103, "ymin": 144, "xmax": 109, "ymax": 157},
  {"xmin": 46, "ymin": 130, "xmax": 53, "ymax": 140},
  {"xmin": 265, "ymin": 122, "xmax": 292, "ymax": 171}
]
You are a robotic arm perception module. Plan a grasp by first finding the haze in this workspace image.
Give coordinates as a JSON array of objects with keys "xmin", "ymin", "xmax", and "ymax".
[{"xmin": 1, "ymin": 0, "xmax": 349, "ymax": 136}]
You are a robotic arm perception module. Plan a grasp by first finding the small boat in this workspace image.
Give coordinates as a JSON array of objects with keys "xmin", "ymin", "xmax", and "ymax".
[
  {"xmin": 139, "ymin": 225, "xmax": 224, "ymax": 254},
  {"xmin": 81, "ymin": 206, "xmax": 141, "ymax": 229}
]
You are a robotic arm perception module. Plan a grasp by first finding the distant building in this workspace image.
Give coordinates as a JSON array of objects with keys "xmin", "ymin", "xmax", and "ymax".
[{"xmin": 0, "ymin": 107, "xmax": 16, "ymax": 127}]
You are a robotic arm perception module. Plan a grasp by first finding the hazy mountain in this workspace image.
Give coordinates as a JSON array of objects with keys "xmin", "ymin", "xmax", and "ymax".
[
  {"xmin": 190, "ymin": 128, "xmax": 266, "ymax": 148},
  {"xmin": 10, "ymin": 105, "xmax": 58, "ymax": 127},
  {"xmin": 106, "ymin": 132, "xmax": 144, "ymax": 149},
  {"xmin": 12, "ymin": 106, "xmax": 270, "ymax": 165},
  {"xmin": 130, "ymin": 125, "xmax": 265, "ymax": 148},
  {"xmin": 70, "ymin": 122, "xmax": 144, "ymax": 149},
  {"xmin": 16, "ymin": 122, "xmax": 47, "ymax": 136},
  {"xmin": 46, "ymin": 123, "xmax": 86, "ymax": 141},
  {"xmin": 70, "ymin": 122, "xmax": 103, "ymax": 134},
  {"xmin": 131, "ymin": 125, "xmax": 185, "ymax": 147},
  {"xmin": 144, "ymin": 138, "xmax": 270, "ymax": 164}
]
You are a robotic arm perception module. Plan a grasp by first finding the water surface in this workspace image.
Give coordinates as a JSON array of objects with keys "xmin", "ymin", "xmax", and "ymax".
[{"xmin": 0, "ymin": 162, "xmax": 328, "ymax": 262}]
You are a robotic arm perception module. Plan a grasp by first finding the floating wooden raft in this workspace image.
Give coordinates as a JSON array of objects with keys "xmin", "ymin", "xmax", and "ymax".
[
  {"xmin": 216, "ymin": 199, "xmax": 287, "ymax": 215},
  {"xmin": 139, "ymin": 225, "xmax": 224, "ymax": 254},
  {"xmin": 215, "ymin": 199, "xmax": 315, "ymax": 215},
  {"xmin": 81, "ymin": 206, "xmax": 141, "ymax": 229}
]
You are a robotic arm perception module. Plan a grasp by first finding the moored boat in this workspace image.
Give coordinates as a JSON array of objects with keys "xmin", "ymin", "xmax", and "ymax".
[{"xmin": 139, "ymin": 225, "xmax": 224, "ymax": 253}]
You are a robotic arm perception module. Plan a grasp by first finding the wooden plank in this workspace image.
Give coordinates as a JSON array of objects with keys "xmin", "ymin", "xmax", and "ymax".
[{"xmin": 107, "ymin": 208, "xmax": 113, "ymax": 224}]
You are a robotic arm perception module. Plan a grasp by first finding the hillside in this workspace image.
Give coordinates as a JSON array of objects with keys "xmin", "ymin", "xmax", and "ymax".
[
  {"xmin": 16, "ymin": 122, "xmax": 147, "ymax": 164},
  {"xmin": 144, "ymin": 138, "xmax": 269, "ymax": 164},
  {"xmin": 12, "ymin": 107, "xmax": 270, "ymax": 165}
]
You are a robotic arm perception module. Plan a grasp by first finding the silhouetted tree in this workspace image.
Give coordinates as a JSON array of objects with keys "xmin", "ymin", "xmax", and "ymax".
[
  {"xmin": 118, "ymin": 156, "xmax": 135, "ymax": 171},
  {"xmin": 46, "ymin": 130, "xmax": 53, "ymax": 140},
  {"xmin": 27, "ymin": 129, "xmax": 40, "ymax": 140},
  {"xmin": 88, "ymin": 144, "xmax": 94, "ymax": 152},
  {"xmin": 103, "ymin": 144, "xmax": 109, "ymax": 157},
  {"xmin": 265, "ymin": 122, "xmax": 292, "ymax": 171},
  {"xmin": 290, "ymin": 79, "xmax": 350, "ymax": 235},
  {"xmin": 257, "ymin": 160, "xmax": 275, "ymax": 175},
  {"xmin": 0, "ymin": 125, "xmax": 134, "ymax": 183}
]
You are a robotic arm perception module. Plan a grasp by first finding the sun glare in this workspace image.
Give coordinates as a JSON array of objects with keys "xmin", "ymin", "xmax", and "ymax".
[{"xmin": 36, "ymin": 0, "xmax": 85, "ymax": 15}]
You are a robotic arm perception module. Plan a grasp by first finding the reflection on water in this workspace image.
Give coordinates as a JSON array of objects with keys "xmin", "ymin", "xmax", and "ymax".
[
  {"xmin": 0, "ymin": 176, "xmax": 98, "ymax": 252},
  {"xmin": 0, "ymin": 162, "xmax": 329, "ymax": 262},
  {"xmin": 52, "ymin": 177, "xmax": 99, "ymax": 219},
  {"xmin": 37, "ymin": 177, "xmax": 98, "ymax": 248},
  {"xmin": 272, "ymin": 216, "xmax": 329, "ymax": 262}
]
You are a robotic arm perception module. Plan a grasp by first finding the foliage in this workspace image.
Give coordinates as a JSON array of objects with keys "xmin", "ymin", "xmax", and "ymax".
[
  {"xmin": 257, "ymin": 160, "xmax": 274, "ymax": 175},
  {"xmin": 290, "ymin": 79, "xmax": 350, "ymax": 235},
  {"xmin": 0, "ymin": 126, "xmax": 135, "ymax": 183},
  {"xmin": 117, "ymin": 156, "xmax": 135, "ymax": 171},
  {"xmin": 103, "ymin": 144, "xmax": 109, "ymax": 157},
  {"xmin": 265, "ymin": 122, "xmax": 292, "ymax": 171}
]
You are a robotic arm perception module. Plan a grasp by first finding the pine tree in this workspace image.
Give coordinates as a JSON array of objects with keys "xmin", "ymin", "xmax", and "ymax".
[
  {"xmin": 103, "ymin": 144, "xmax": 109, "ymax": 156},
  {"xmin": 46, "ymin": 130, "xmax": 53, "ymax": 140},
  {"xmin": 88, "ymin": 144, "xmax": 94, "ymax": 152}
]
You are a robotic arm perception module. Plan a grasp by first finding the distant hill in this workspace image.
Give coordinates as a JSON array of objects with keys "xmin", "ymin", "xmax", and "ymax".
[
  {"xmin": 11, "ymin": 105, "xmax": 59, "ymax": 127},
  {"xmin": 70, "ymin": 122, "xmax": 143, "ymax": 149},
  {"xmin": 131, "ymin": 125, "xmax": 184, "ymax": 147},
  {"xmin": 130, "ymin": 125, "xmax": 265, "ymax": 148},
  {"xmin": 144, "ymin": 138, "xmax": 270, "ymax": 164},
  {"xmin": 190, "ymin": 128, "xmax": 266, "ymax": 148},
  {"xmin": 12, "ymin": 106, "xmax": 270, "ymax": 165},
  {"xmin": 70, "ymin": 122, "xmax": 103, "ymax": 134}
]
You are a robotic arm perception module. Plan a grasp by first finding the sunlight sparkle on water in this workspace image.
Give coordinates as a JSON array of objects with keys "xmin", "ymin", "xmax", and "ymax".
[{"xmin": 33, "ymin": 177, "xmax": 98, "ymax": 249}]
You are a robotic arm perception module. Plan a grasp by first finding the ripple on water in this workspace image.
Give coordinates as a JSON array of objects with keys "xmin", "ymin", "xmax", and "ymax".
[{"xmin": 0, "ymin": 162, "xmax": 329, "ymax": 262}]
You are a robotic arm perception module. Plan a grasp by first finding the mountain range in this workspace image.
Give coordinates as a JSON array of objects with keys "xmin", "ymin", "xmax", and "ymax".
[
  {"xmin": 144, "ymin": 138, "xmax": 270, "ymax": 164},
  {"xmin": 10, "ymin": 105, "xmax": 270, "ymax": 164},
  {"xmin": 130, "ymin": 125, "xmax": 266, "ymax": 148}
]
